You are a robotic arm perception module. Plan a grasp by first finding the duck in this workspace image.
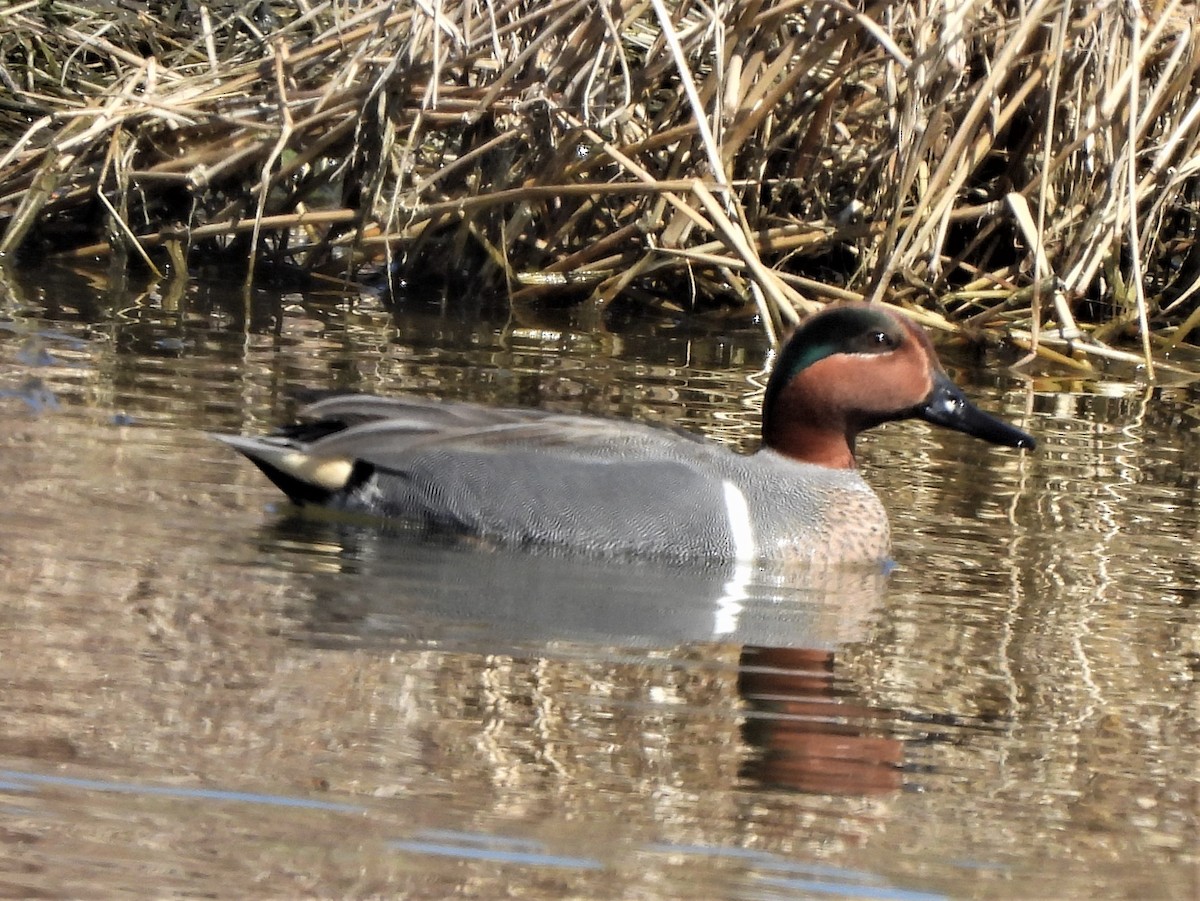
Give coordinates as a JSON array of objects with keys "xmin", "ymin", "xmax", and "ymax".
[{"xmin": 215, "ymin": 303, "xmax": 1035, "ymax": 565}]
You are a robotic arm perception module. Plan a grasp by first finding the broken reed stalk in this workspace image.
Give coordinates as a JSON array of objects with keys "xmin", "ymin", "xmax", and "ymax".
[{"xmin": 0, "ymin": 0, "xmax": 1198, "ymax": 373}]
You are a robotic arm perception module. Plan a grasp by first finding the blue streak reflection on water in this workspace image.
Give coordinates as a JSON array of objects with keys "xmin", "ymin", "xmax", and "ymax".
[
  {"xmin": 388, "ymin": 829, "xmax": 605, "ymax": 870},
  {"xmin": 385, "ymin": 830, "xmax": 948, "ymax": 898},
  {"xmin": 641, "ymin": 842, "xmax": 950, "ymax": 900},
  {"xmin": 0, "ymin": 768, "xmax": 363, "ymax": 813},
  {"xmin": 0, "ymin": 768, "xmax": 945, "ymax": 898}
]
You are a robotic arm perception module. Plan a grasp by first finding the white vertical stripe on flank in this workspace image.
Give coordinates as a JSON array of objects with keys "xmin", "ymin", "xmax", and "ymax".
[
  {"xmin": 715, "ymin": 480, "xmax": 756, "ymax": 636},
  {"xmin": 721, "ymin": 480, "xmax": 756, "ymax": 561}
]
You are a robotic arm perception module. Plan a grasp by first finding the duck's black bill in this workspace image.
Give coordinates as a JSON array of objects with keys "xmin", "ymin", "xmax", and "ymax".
[{"xmin": 918, "ymin": 372, "xmax": 1036, "ymax": 450}]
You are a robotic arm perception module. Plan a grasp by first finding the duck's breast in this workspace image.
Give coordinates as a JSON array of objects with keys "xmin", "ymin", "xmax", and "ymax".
[{"xmin": 718, "ymin": 450, "xmax": 890, "ymax": 565}]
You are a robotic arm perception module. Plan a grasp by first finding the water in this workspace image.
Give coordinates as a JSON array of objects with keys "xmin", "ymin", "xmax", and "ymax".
[{"xmin": 0, "ymin": 262, "xmax": 1197, "ymax": 899}]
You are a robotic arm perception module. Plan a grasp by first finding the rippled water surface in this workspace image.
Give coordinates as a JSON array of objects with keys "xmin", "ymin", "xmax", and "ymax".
[{"xmin": 0, "ymin": 264, "xmax": 1197, "ymax": 899}]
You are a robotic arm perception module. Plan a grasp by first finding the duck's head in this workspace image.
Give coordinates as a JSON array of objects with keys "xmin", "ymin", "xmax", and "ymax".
[{"xmin": 762, "ymin": 303, "xmax": 1035, "ymax": 469}]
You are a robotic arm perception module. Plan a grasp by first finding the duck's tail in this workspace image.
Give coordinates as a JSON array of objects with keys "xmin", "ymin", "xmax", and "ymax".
[{"xmin": 210, "ymin": 433, "xmax": 355, "ymax": 505}]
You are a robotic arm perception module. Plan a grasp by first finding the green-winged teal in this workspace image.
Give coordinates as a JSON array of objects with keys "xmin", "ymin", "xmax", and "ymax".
[{"xmin": 216, "ymin": 303, "xmax": 1034, "ymax": 564}]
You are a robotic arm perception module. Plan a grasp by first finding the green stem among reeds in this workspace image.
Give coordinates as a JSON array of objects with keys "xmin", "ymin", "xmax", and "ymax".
[{"xmin": 0, "ymin": 1, "xmax": 1197, "ymax": 372}]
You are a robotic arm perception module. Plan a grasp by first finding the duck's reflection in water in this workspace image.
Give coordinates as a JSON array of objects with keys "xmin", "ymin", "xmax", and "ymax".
[
  {"xmin": 740, "ymin": 646, "xmax": 902, "ymax": 794},
  {"xmin": 267, "ymin": 517, "xmax": 903, "ymax": 797}
]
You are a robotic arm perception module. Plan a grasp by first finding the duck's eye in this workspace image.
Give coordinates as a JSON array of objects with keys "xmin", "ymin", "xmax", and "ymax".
[{"xmin": 865, "ymin": 331, "xmax": 898, "ymax": 351}]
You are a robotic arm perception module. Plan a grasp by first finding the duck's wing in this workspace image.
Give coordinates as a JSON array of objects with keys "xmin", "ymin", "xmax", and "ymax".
[
  {"xmin": 216, "ymin": 405, "xmax": 736, "ymax": 558},
  {"xmin": 293, "ymin": 393, "xmax": 558, "ymax": 431},
  {"xmin": 351, "ymin": 417, "xmax": 733, "ymax": 557},
  {"xmin": 261, "ymin": 393, "xmax": 560, "ymax": 445},
  {"xmin": 269, "ymin": 390, "xmax": 707, "ymax": 461}
]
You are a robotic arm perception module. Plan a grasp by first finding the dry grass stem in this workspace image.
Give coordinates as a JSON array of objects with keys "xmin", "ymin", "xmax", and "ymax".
[{"xmin": 0, "ymin": 1, "xmax": 1197, "ymax": 368}]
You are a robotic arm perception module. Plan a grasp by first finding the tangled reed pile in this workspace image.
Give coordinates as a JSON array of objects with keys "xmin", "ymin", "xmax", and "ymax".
[{"xmin": 1, "ymin": 1, "xmax": 1198, "ymax": 370}]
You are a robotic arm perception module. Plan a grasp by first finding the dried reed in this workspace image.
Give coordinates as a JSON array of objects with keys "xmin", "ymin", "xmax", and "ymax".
[{"xmin": 1, "ymin": 1, "xmax": 1198, "ymax": 369}]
